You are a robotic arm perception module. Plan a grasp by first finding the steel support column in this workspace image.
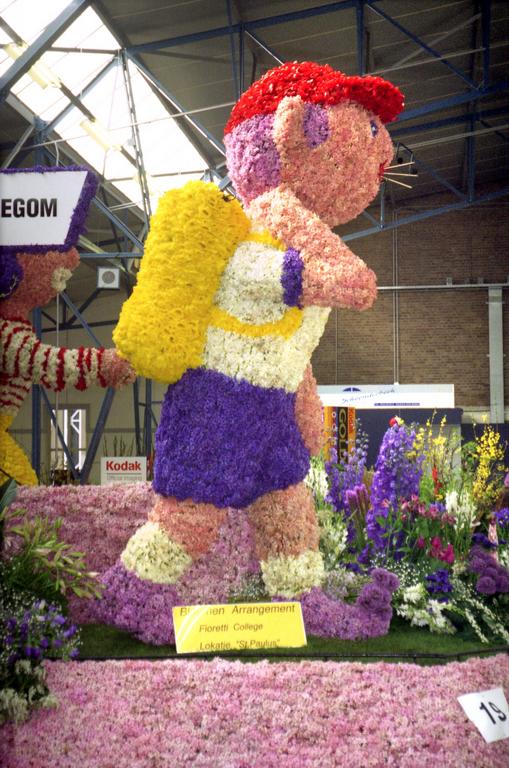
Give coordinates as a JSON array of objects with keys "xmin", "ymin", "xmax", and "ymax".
[
  {"xmin": 356, "ymin": 0, "xmax": 365, "ymax": 75},
  {"xmin": 31, "ymin": 308, "xmax": 42, "ymax": 479},
  {"xmin": 488, "ymin": 287, "xmax": 505, "ymax": 424},
  {"xmin": 80, "ymin": 388, "xmax": 116, "ymax": 484}
]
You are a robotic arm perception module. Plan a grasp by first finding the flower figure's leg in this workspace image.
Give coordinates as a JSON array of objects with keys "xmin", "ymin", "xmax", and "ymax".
[
  {"xmin": 115, "ymin": 495, "xmax": 229, "ymax": 585},
  {"xmin": 149, "ymin": 495, "xmax": 228, "ymax": 561},
  {"xmin": 247, "ymin": 482, "xmax": 325, "ymax": 597}
]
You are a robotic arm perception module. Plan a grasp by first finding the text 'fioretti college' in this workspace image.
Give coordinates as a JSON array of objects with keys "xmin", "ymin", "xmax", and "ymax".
[{"xmin": 1, "ymin": 198, "xmax": 58, "ymax": 218}]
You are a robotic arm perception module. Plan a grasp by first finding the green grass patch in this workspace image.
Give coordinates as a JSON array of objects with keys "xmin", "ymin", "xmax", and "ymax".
[{"xmin": 78, "ymin": 617, "xmax": 508, "ymax": 665}]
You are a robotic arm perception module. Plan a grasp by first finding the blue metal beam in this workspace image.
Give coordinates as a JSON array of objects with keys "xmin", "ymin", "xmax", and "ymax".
[
  {"xmin": 343, "ymin": 185, "xmax": 509, "ymax": 242},
  {"xmin": 0, "ymin": 0, "xmax": 91, "ymax": 101},
  {"xmin": 397, "ymin": 142, "xmax": 466, "ymax": 200},
  {"xmin": 44, "ymin": 56, "xmax": 119, "ymax": 134},
  {"xmin": 481, "ymin": 0, "xmax": 491, "ymax": 88},
  {"xmin": 91, "ymin": 198, "xmax": 144, "ymax": 250},
  {"xmin": 79, "ymin": 388, "xmax": 116, "ymax": 484},
  {"xmin": 356, "ymin": 0, "xmax": 365, "ymax": 76},
  {"xmin": 366, "ymin": 1, "xmax": 476, "ymax": 89},
  {"xmin": 391, "ymin": 106, "xmax": 509, "ymax": 136},
  {"xmin": 60, "ymin": 291, "xmax": 103, "ymax": 346},
  {"xmin": 127, "ymin": 1, "xmax": 357, "ymax": 54},
  {"xmin": 40, "ymin": 388, "xmax": 80, "ymax": 482},
  {"xmin": 126, "ymin": 52, "xmax": 226, "ymax": 158},
  {"xmin": 226, "ymin": 0, "xmax": 240, "ymax": 100},
  {"xmin": 396, "ymin": 81, "xmax": 509, "ymax": 122}
]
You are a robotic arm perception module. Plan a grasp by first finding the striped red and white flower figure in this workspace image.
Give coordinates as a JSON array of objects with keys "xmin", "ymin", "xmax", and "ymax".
[{"xmin": 0, "ymin": 247, "xmax": 135, "ymax": 486}]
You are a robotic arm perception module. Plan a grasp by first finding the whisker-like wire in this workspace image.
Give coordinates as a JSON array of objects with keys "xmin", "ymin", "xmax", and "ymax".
[
  {"xmin": 384, "ymin": 171, "xmax": 417, "ymax": 177},
  {"xmin": 383, "ymin": 176, "xmax": 413, "ymax": 189},
  {"xmin": 386, "ymin": 161, "xmax": 415, "ymax": 169}
]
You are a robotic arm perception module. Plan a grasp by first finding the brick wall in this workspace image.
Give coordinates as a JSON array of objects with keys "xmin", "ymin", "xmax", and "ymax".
[{"xmin": 311, "ymin": 197, "xmax": 509, "ymax": 414}]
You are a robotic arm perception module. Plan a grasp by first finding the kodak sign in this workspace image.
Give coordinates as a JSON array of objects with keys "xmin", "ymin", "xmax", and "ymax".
[{"xmin": 100, "ymin": 456, "xmax": 147, "ymax": 485}]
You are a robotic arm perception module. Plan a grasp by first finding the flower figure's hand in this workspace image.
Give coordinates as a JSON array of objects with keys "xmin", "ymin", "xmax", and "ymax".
[{"xmin": 101, "ymin": 349, "xmax": 136, "ymax": 389}]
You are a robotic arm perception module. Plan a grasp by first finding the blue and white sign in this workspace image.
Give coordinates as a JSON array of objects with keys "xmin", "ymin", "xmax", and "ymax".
[
  {"xmin": 0, "ymin": 166, "xmax": 97, "ymax": 253},
  {"xmin": 318, "ymin": 384, "xmax": 455, "ymax": 409}
]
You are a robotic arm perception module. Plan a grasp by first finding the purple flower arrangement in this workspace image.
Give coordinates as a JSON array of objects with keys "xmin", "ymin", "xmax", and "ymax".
[
  {"xmin": 468, "ymin": 545, "xmax": 509, "ymax": 596},
  {"xmin": 296, "ymin": 568, "xmax": 398, "ymax": 640}
]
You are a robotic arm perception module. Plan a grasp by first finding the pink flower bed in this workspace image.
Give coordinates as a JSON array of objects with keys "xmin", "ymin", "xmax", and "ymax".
[
  {"xmin": 1, "ymin": 656, "xmax": 508, "ymax": 767},
  {"xmin": 9, "ymin": 484, "xmax": 153, "ymax": 622}
]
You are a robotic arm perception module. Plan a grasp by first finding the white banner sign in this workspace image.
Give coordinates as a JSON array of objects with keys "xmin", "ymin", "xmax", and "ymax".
[
  {"xmin": 0, "ymin": 169, "xmax": 94, "ymax": 250},
  {"xmin": 458, "ymin": 687, "xmax": 509, "ymax": 743},
  {"xmin": 318, "ymin": 384, "xmax": 455, "ymax": 409},
  {"xmin": 101, "ymin": 457, "xmax": 147, "ymax": 485}
]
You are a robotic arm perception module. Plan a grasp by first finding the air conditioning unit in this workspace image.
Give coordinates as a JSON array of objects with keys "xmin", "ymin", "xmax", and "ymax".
[{"xmin": 97, "ymin": 266, "xmax": 120, "ymax": 289}]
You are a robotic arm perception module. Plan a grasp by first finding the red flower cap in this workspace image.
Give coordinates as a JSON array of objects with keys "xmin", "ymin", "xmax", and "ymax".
[{"xmin": 224, "ymin": 61, "xmax": 404, "ymax": 135}]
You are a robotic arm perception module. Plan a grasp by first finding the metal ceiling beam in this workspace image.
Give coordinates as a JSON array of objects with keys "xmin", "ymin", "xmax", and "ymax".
[
  {"xmin": 126, "ymin": 52, "xmax": 226, "ymax": 157},
  {"xmin": 391, "ymin": 106, "xmax": 509, "ymax": 137},
  {"xmin": 366, "ymin": 0, "xmax": 476, "ymax": 88},
  {"xmin": 356, "ymin": 0, "xmax": 366, "ymax": 76},
  {"xmin": 397, "ymin": 80, "xmax": 509, "ymax": 122},
  {"xmin": 343, "ymin": 185, "xmax": 509, "ymax": 241},
  {"xmin": 0, "ymin": 0, "xmax": 91, "ymax": 101},
  {"xmin": 126, "ymin": 1, "xmax": 357, "ymax": 54},
  {"xmin": 44, "ymin": 55, "xmax": 119, "ymax": 134}
]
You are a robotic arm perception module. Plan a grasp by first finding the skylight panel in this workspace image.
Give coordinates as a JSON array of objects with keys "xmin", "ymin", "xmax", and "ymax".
[
  {"xmin": 1, "ymin": 1, "xmax": 211, "ymax": 214},
  {"xmin": 0, "ymin": 0, "xmax": 69, "ymax": 44}
]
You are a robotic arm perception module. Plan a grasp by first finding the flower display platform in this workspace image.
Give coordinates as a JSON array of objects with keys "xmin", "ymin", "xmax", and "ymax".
[{"xmin": 2, "ymin": 655, "xmax": 509, "ymax": 767}]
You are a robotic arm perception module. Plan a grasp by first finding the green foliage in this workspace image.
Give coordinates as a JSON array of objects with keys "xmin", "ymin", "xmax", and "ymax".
[{"xmin": 1, "ymin": 505, "xmax": 102, "ymax": 606}]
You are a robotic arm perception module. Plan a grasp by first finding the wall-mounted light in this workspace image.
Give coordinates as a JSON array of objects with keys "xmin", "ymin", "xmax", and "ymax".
[{"xmin": 5, "ymin": 42, "xmax": 61, "ymax": 89}]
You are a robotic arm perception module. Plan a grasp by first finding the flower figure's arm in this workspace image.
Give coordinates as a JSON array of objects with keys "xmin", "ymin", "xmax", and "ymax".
[
  {"xmin": 249, "ymin": 185, "xmax": 377, "ymax": 311},
  {"xmin": 0, "ymin": 319, "xmax": 134, "ymax": 391},
  {"xmin": 295, "ymin": 363, "xmax": 323, "ymax": 456}
]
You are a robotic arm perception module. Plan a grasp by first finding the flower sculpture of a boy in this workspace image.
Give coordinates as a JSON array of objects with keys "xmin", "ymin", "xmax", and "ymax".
[
  {"xmin": 97, "ymin": 62, "xmax": 404, "ymax": 642},
  {"xmin": 0, "ymin": 214, "xmax": 135, "ymax": 486}
]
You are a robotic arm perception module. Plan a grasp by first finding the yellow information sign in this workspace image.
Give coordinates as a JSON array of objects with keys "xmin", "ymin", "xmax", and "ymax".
[{"xmin": 172, "ymin": 602, "xmax": 307, "ymax": 654}]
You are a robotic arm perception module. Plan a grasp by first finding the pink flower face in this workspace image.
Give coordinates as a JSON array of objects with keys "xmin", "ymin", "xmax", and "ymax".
[
  {"xmin": 14, "ymin": 249, "xmax": 80, "ymax": 310},
  {"xmin": 277, "ymin": 100, "xmax": 394, "ymax": 227}
]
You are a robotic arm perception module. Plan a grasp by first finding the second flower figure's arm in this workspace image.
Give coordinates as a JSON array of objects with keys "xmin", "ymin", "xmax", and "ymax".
[{"xmin": 0, "ymin": 319, "xmax": 134, "ymax": 391}]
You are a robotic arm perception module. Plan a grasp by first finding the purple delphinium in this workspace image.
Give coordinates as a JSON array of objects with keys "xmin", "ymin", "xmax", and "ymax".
[
  {"xmin": 325, "ymin": 431, "xmax": 368, "ymax": 542},
  {"xmin": 472, "ymin": 532, "xmax": 497, "ymax": 550},
  {"xmin": 366, "ymin": 421, "xmax": 424, "ymax": 551},
  {"xmin": 494, "ymin": 508, "xmax": 509, "ymax": 528},
  {"xmin": 468, "ymin": 545, "xmax": 509, "ymax": 595},
  {"xmin": 425, "ymin": 569, "xmax": 453, "ymax": 601}
]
